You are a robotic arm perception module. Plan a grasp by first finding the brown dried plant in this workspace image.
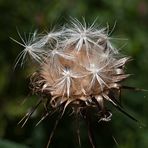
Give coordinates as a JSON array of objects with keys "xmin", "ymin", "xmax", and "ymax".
[{"xmin": 13, "ymin": 18, "xmax": 139, "ymax": 148}]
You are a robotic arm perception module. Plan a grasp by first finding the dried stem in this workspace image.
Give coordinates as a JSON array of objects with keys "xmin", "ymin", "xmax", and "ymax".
[
  {"xmin": 75, "ymin": 112, "xmax": 81, "ymax": 148},
  {"xmin": 46, "ymin": 112, "xmax": 62, "ymax": 148},
  {"xmin": 83, "ymin": 110, "xmax": 97, "ymax": 148}
]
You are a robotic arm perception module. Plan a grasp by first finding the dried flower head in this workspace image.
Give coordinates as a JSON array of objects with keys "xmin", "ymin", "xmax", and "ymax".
[{"xmin": 14, "ymin": 18, "xmax": 138, "ymax": 147}]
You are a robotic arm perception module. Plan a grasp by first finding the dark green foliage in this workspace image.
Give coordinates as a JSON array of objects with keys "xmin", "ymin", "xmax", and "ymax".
[{"xmin": 0, "ymin": 0, "xmax": 148, "ymax": 147}]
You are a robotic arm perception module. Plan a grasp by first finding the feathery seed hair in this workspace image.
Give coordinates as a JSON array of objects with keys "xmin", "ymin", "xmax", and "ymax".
[{"xmin": 14, "ymin": 18, "xmax": 138, "ymax": 148}]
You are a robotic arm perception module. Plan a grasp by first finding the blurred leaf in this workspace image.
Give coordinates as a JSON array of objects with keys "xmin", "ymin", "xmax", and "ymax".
[{"xmin": 0, "ymin": 139, "xmax": 29, "ymax": 148}]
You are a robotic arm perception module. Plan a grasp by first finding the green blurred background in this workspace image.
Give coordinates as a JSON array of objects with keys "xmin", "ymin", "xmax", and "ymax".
[{"xmin": 0, "ymin": 0, "xmax": 148, "ymax": 148}]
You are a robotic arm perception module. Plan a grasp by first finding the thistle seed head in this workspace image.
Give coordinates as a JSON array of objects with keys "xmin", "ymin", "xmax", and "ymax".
[{"xmin": 15, "ymin": 19, "xmax": 135, "ymax": 126}]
